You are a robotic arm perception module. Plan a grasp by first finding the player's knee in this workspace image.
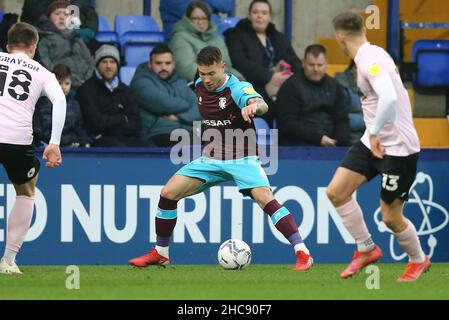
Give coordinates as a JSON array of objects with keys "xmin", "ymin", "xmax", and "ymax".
[
  {"xmin": 326, "ymin": 186, "xmax": 343, "ymax": 206},
  {"xmin": 381, "ymin": 211, "xmax": 401, "ymax": 231},
  {"xmin": 252, "ymin": 188, "xmax": 274, "ymax": 208},
  {"xmin": 160, "ymin": 186, "xmax": 179, "ymax": 201}
]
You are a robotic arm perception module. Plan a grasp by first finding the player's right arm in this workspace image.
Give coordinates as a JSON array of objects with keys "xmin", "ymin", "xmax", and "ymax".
[
  {"xmin": 242, "ymin": 97, "xmax": 269, "ymax": 123},
  {"xmin": 41, "ymin": 81, "xmax": 67, "ymax": 168}
]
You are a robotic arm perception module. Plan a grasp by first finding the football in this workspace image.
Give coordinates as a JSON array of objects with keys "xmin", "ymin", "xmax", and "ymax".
[{"xmin": 217, "ymin": 239, "xmax": 252, "ymax": 270}]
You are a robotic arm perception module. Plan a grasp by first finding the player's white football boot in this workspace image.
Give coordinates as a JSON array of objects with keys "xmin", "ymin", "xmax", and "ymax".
[{"xmin": 0, "ymin": 258, "xmax": 23, "ymax": 275}]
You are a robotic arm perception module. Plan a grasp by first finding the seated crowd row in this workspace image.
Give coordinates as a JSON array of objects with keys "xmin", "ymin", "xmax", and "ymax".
[{"xmin": 1, "ymin": 0, "xmax": 366, "ymax": 148}]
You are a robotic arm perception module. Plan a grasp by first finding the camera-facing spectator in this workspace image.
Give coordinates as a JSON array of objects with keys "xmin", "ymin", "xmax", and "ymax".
[
  {"xmin": 169, "ymin": 1, "xmax": 243, "ymax": 83},
  {"xmin": 36, "ymin": 0, "xmax": 95, "ymax": 88},
  {"xmin": 35, "ymin": 64, "xmax": 92, "ymax": 147},
  {"xmin": 224, "ymin": 0, "xmax": 302, "ymax": 126},
  {"xmin": 76, "ymin": 45, "xmax": 146, "ymax": 147},
  {"xmin": 276, "ymin": 44, "xmax": 351, "ymax": 146},
  {"xmin": 131, "ymin": 44, "xmax": 202, "ymax": 147}
]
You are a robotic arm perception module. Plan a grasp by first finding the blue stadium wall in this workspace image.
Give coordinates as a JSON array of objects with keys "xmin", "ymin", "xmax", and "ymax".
[{"xmin": 0, "ymin": 147, "xmax": 448, "ymax": 265}]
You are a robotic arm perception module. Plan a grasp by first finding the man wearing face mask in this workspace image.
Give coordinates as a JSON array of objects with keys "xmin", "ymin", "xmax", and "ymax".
[
  {"xmin": 130, "ymin": 43, "xmax": 202, "ymax": 147},
  {"xmin": 276, "ymin": 44, "xmax": 351, "ymax": 146}
]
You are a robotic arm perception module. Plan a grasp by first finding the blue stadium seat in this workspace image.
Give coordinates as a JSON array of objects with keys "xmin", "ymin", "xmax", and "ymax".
[
  {"xmin": 124, "ymin": 43, "xmax": 158, "ymax": 67},
  {"xmin": 98, "ymin": 15, "xmax": 112, "ymax": 31},
  {"xmin": 253, "ymin": 117, "xmax": 272, "ymax": 145},
  {"xmin": 0, "ymin": 12, "xmax": 4, "ymax": 23},
  {"xmin": 412, "ymin": 40, "xmax": 449, "ymax": 88},
  {"xmin": 120, "ymin": 31, "xmax": 164, "ymax": 47},
  {"xmin": 217, "ymin": 16, "xmax": 242, "ymax": 36},
  {"xmin": 119, "ymin": 66, "xmax": 136, "ymax": 86},
  {"xmin": 122, "ymin": 31, "xmax": 164, "ymax": 66},
  {"xmin": 96, "ymin": 15, "xmax": 119, "ymax": 46},
  {"xmin": 114, "ymin": 16, "xmax": 162, "ymax": 51}
]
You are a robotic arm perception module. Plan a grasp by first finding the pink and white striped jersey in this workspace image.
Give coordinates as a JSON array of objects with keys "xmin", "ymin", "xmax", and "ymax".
[
  {"xmin": 355, "ymin": 42, "xmax": 420, "ymax": 156},
  {"xmin": 0, "ymin": 52, "xmax": 59, "ymax": 145}
]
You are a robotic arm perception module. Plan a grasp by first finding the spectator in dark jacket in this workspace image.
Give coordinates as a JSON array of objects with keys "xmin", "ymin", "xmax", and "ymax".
[
  {"xmin": 276, "ymin": 44, "xmax": 351, "ymax": 146},
  {"xmin": 224, "ymin": 0, "xmax": 302, "ymax": 126},
  {"xmin": 76, "ymin": 44, "xmax": 145, "ymax": 147},
  {"xmin": 36, "ymin": 64, "xmax": 91, "ymax": 147}
]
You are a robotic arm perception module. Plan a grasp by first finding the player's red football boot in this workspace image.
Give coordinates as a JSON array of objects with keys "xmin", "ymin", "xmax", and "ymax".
[
  {"xmin": 293, "ymin": 251, "xmax": 313, "ymax": 271},
  {"xmin": 129, "ymin": 248, "xmax": 170, "ymax": 268},
  {"xmin": 340, "ymin": 245, "xmax": 382, "ymax": 278},
  {"xmin": 397, "ymin": 257, "xmax": 431, "ymax": 282}
]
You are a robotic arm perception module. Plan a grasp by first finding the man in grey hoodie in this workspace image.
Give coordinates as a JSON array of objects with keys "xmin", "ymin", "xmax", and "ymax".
[{"xmin": 130, "ymin": 43, "xmax": 202, "ymax": 147}]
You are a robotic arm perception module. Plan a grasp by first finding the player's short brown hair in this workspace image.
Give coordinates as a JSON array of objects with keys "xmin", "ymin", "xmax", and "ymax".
[
  {"xmin": 7, "ymin": 22, "xmax": 39, "ymax": 48},
  {"xmin": 332, "ymin": 11, "xmax": 364, "ymax": 35},
  {"xmin": 197, "ymin": 46, "xmax": 223, "ymax": 66}
]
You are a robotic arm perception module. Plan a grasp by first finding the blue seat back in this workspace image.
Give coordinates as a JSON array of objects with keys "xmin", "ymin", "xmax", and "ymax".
[
  {"xmin": 217, "ymin": 16, "xmax": 242, "ymax": 36},
  {"xmin": 124, "ymin": 43, "xmax": 158, "ymax": 67},
  {"xmin": 412, "ymin": 40, "xmax": 449, "ymax": 87},
  {"xmin": 119, "ymin": 66, "xmax": 136, "ymax": 86},
  {"xmin": 115, "ymin": 16, "xmax": 160, "ymax": 37},
  {"xmin": 98, "ymin": 15, "xmax": 112, "ymax": 31}
]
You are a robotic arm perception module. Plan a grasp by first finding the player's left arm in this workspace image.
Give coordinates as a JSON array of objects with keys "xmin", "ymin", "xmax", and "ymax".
[
  {"xmin": 369, "ymin": 69, "xmax": 398, "ymax": 158},
  {"xmin": 242, "ymin": 97, "xmax": 268, "ymax": 123}
]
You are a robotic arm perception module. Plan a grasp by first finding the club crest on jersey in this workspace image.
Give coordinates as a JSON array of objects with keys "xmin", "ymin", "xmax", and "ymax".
[{"xmin": 218, "ymin": 97, "xmax": 227, "ymax": 109}]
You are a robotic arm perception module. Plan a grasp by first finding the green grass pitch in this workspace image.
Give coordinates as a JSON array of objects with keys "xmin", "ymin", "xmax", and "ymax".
[{"xmin": 1, "ymin": 263, "xmax": 448, "ymax": 300}]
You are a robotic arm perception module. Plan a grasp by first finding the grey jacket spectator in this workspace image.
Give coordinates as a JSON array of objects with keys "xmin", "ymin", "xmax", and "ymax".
[
  {"xmin": 21, "ymin": 0, "xmax": 99, "ymax": 33},
  {"xmin": 37, "ymin": 0, "xmax": 94, "ymax": 88},
  {"xmin": 76, "ymin": 45, "xmax": 145, "ymax": 147},
  {"xmin": 276, "ymin": 45, "xmax": 350, "ymax": 146},
  {"xmin": 130, "ymin": 44, "xmax": 201, "ymax": 146}
]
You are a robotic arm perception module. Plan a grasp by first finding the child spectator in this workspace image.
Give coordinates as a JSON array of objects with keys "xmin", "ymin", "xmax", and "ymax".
[{"xmin": 36, "ymin": 64, "xmax": 92, "ymax": 147}]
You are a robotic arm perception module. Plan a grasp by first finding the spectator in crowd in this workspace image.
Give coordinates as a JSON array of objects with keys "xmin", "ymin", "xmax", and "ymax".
[
  {"xmin": 160, "ymin": 0, "xmax": 233, "ymax": 41},
  {"xmin": 335, "ymin": 60, "xmax": 366, "ymax": 144},
  {"xmin": 276, "ymin": 44, "xmax": 351, "ymax": 146},
  {"xmin": 169, "ymin": 1, "xmax": 243, "ymax": 83},
  {"xmin": 76, "ymin": 44, "xmax": 145, "ymax": 147},
  {"xmin": 224, "ymin": 0, "xmax": 302, "ymax": 126},
  {"xmin": 37, "ymin": 0, "xmax": 95, "ymax": 88},
  {"xmin": 21, "ymin": 0, "xmax": 99, "ymax": 44},
  {"xmin": 130, "ymin": 44, "xmax": 201, "ymax": 147},
  {"xmin": 36, "ymin": 64, "xmax": 92, "ymax": 147}
]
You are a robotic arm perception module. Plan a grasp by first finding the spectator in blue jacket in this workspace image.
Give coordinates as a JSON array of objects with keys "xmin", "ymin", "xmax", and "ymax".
[
  {"xmin": 130, "ymin": 43, "xmax": 202, "ymax": 146},
  {"xmin": 160, "ymin": 0, "xmax": 233, "ymax": 40},
  {"xmin": 334, "ymin": 60, "xmax": 366, "ymax": 144},
  {"xmin": 36, "ymin": 64, "xmax": 92, "ymax": 147}
]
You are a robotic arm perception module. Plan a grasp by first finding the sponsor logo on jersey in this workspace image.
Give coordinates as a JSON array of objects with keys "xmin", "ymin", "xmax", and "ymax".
[
  {"xmin": 219, "ymin": 97, "xmax": 227, "ymax": 110},
  {"xmin": 203, "ymin": 119, "xmax": 232, "ymax": 127}
]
